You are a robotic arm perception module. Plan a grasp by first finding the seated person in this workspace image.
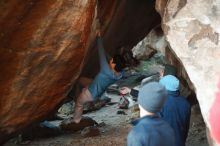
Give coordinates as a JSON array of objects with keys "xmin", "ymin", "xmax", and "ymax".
[
  {"xmin": 120, "ymin": 64, "xmax": 177, "ymax": 98},
  {"xmin": 127, "ymin": 82, "xmax": 175, "ymax": 146},
  {"xmin": 73, "ymin": 31, "xmax": 127, "ymax": 123}
]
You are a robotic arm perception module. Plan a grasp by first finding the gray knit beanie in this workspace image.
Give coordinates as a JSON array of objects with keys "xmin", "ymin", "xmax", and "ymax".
[{"xmin": 138, "ymin": 82, "xmax": 167, "ymax": 113}]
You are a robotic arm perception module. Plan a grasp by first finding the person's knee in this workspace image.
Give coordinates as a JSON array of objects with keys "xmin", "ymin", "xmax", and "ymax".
[{"xmin": 77, "ymin": 88, "xmax": 93, "ymax": 105}]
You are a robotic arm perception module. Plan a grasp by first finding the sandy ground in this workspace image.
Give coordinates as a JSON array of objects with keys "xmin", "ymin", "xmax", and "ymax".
[
  {"xmin": 3, "ymin": 93, "xmax": 208, "ymax": 146},
  {"xmin": 3, "ymin": 93, "xmax": 131, "ymax": 146}
]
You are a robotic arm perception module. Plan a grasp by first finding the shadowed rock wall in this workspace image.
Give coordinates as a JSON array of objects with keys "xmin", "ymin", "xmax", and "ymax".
[{"xmin": 82, "ymin": 0, "xmax": 161, "ymax": 77}]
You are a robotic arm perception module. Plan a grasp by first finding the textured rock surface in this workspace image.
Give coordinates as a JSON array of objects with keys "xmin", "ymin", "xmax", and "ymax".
[
  {"xmin": 156, "ymin": 0, "xmax": 220, "ymax": 145},
  {"xmin": 132, "ymin": 26, "xmax": 167, "ymax": 59},
  {"xmin": 0, "ymin": 0, "xmax": 160, "ymax": 144},
  {"xmin": 0, "ymin": 0, "xmax": 97, "ymax": 144}
]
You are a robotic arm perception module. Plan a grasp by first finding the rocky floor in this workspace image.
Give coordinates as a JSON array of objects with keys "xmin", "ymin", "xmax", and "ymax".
[
  {"xmin": 3, "ymin": 92, "xmax": 132, "ymax": 146},
  {"xmin": 3, "ymin": 87, "xmax": 208, "ymax": 146},
  {"xmin": 186, "ymin": 104, "xmax": 209, "ymax": 146}
]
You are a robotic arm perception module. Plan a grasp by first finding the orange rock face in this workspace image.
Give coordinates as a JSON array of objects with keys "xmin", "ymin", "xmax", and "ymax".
[
  {"xmin": 0, "ymin": 0, "xmax": 160, "ymax": 144},
  {"xmin": 0, "ymin": 0, "xmax": 96, "ymax": 143}
]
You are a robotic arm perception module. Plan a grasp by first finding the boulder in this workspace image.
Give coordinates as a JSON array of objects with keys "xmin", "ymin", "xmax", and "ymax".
[
  {"xmin": 156, "ymin": 0, "xmax": 220, "ymax": 145},
  {"xmin": 0, "ymin": 0, "xmax": 160, "ymax": 144},
  {"xmin": 0, "ymin": 0, "xmax": 97, "ymax": 144}
]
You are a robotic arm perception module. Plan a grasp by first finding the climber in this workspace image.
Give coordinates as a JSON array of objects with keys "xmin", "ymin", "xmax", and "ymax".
[
  {"xmin": 159, "ymin": 75, "xmax": 191, "ymax": 146},
  {"xmin": 72, "ymin": 30, "xmax": 127, "ymax": 123},
  {"xmin": 127, "ymin": 82, "xmax": 175, "ymax": 146}
]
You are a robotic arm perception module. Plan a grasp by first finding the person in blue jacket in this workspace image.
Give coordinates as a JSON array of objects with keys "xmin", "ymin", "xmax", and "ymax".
[
  {"xmin": 127, "ymin": 82, "xmax": 175, "ymax": 146},
  {"xmin": 159, "ymin": 75, "xmax": 191, "ymax": 146},
  {"xmin": 73, "ymin": 31, "xmax": 126, "ymax": 123}
]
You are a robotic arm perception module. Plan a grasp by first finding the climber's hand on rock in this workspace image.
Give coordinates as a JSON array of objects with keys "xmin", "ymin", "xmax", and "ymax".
[{"xmin": 96, "ymin": 29, "xmax": 101, "ymax": 37}]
